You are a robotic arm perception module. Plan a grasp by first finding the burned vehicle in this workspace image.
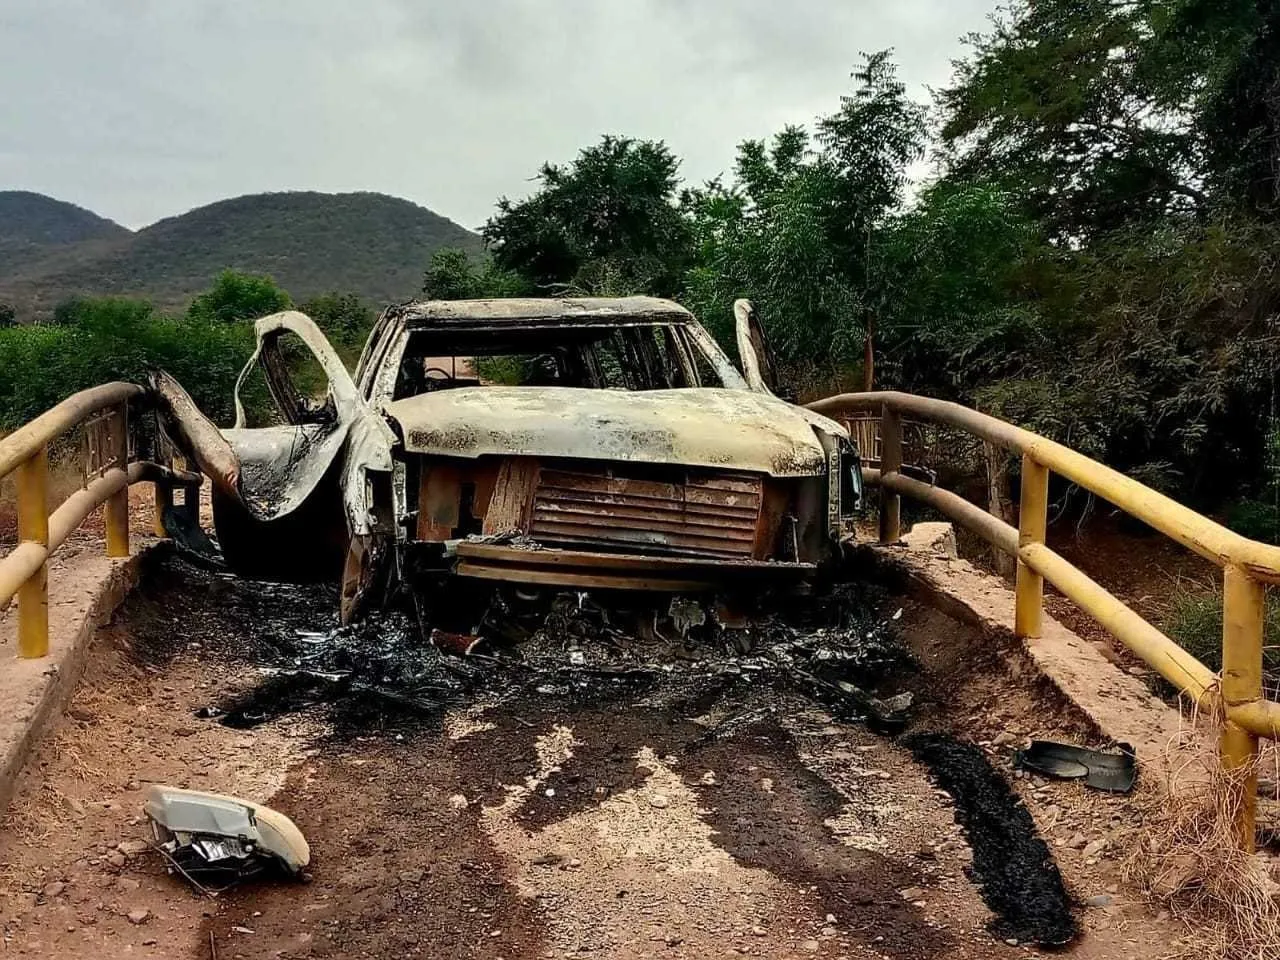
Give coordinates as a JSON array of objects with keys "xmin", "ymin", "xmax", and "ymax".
[{"xmin": 153, "ymin": 297, "xmax": 862, "ymax": 622}]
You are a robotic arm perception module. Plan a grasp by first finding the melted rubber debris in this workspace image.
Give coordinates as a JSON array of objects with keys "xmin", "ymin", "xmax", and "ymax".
[
  {"xmin": 124, "ymin": 554, "xmax": 916, "ymax": 739},
  {"xmin": 904, "ymin": 732, "xmax": 1079, "ymax": 947}
]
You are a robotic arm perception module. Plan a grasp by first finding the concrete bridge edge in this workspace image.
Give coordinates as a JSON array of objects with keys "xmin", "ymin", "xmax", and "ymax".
[
  {"xmin": 0, "ymin": 539, "xmax": 169, "ymax": 816},
  {"xmin": 857, "ymin": 527, "xmax": 1214, "ymax": 789}
]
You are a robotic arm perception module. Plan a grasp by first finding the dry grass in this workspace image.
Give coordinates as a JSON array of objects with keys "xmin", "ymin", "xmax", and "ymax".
[{"xmin": 1125, "ymin": 749, "xmax": 1280, "ymax": 960}]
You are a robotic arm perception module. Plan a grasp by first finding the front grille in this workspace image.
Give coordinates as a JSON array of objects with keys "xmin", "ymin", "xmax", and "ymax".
[{"xmin": 529, "ymin": 466, "xmax": 762, "ymax": 559}]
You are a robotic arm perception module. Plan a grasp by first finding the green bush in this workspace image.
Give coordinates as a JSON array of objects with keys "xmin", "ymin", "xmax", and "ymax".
[
  {"xmin": 0, "ymin": 297, "xmax": 255, "ymax": 428},
  {"xmin": 1163, "ymin": 585, "xmax": 1280, "ymax": 686},
  {"xmin": 1227, "ymin": 498, "xmax": 1280, "ymax": 544}
]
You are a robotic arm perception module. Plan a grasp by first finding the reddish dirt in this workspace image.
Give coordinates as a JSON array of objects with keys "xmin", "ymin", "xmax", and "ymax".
[{"xmin": 0, "ymin": 552, "xmax": 1194, "ymax": 959}]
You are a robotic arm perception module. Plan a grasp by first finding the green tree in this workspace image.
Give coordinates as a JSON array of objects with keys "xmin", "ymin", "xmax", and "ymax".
[
  {"xmin": 875, "ymin": 181, "xmax": 1056, "ymax": 396},
  {"xmin": 187, "ymin": 269, "xmax": 291, "ymax": 324},
  {"xmin": 50, "ymin": 296, "xmax": 91, "ymax": 326},
  {"xmin": 483, "ymin": 136, "xmax": 692, "ymax": 296},
  {"xmin": 300, "ymin": 292, "xmax": 373, "ymax": 341},
  {"xmin": 683, "ymin": 53, "xmax": 926, "ymax": 389},
  {"xmin": 939, "ymin": 0, "xmax": 1203, "ymax": 239},
  {"xmin": 422, "ymin": 248, "xmax": 528, "ymax": 300},
  {"xmin": 0, "ymin": 302, "xmax": 15, "ymax": 328}
]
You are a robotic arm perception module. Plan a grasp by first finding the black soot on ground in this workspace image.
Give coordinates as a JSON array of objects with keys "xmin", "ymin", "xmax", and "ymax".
[
  {"xmin": 905, "ymin": 732, "xmax": 1079, "ymax": 947},
  {"xmin": 120, "ymin": 553, "xmax": 1082, "ymax": 952},
  {"xmin": 122, "ymin": 554, "xmax": 916, "ymax": 740}
]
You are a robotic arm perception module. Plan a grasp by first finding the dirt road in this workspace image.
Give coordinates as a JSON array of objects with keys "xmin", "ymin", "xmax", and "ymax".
[{"xmin": 0, "ymin": 552, "xmax": 1189, "ymax": 958}]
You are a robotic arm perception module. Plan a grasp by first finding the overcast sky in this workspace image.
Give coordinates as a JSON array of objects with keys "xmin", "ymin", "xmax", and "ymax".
[{"xmin": 1, "ymin": 1, "xmax": 996, "ymax": 232}]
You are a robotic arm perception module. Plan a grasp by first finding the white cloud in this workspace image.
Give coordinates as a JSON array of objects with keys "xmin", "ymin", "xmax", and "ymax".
[{"xmin": 0, "ymin": 0, "xmax": 995, "ymax": 230}]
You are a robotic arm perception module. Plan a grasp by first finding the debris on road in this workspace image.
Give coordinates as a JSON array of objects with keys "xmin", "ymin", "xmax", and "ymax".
[
  {"xmin": 143, "ymin": 785, "xmax": 310, "ymax": 893},
  {"xmin": 1014, "ymin": 739, "xmax": 1137, "ymax": 793},
  {"xmin": 905, "ymin": 732, "xmax": 1079, "ymax": 947}
]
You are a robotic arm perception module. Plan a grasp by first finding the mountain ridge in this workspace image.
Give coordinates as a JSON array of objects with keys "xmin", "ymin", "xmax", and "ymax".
[{"xmin": 0, "ymin": 190, "xmax": 482, "ymax": 319}]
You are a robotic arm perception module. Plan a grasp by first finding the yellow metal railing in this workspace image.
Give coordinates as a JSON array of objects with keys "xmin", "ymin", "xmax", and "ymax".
[
  {"xmin": 810, "ymin": 391, "xmax": 1280, "ymax": 850},
  {"xmin": 0, "ymin": 383, "xmax": 196, "ymax": 658}
]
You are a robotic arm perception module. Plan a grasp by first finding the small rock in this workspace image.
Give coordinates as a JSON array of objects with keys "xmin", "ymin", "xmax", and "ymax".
[
  {"xmin": 898, "ymin": 886, "xmax": 925, "ymax": 901},
  {"xmin": 1082, "ymin": 838, "xmax": 1108, "ymax": 859},
  {"xmin": 1067, "ymin": 832, "xmax": 1087, "ymax": 850},
  {"xmin": 126, "ymin": 908, "xmax": 150, "ymax": 925},
  {"xmin": 448, "ymin": 794, "xmax": 469, "ymax": 810},
  {"xmin": 1087, "ymin": 894, "xmax": 1114, "ymax": 908},
  {"xmin": 916, "ymin": 846, "xmax": 935, "ymax": 861},
  {"xmin": 231, "ymin": 925, "xmax": 255, "ymax": 934},
  {"xmin": 117, "ymin": 840, "xmax": 150, "ymax": 857},
  {"xmin": 821, "ymin": 926, "xmax": 837, "ymax": 936},
  {"xmin": 565, "ymin": 858, "xmax": 583, "ymax": 870},
  {"xmin": 992, "ymin": 731, "xmax": 1018, "ymax": 747},
  {"xmin": 106, "ymin": 852, "xmax": 127, "ymax": 869},
  {"xmin": 1005, "ymin": 938, "xmax": 1019, "ymax": 946},
  {"xmin": 41, "ymin": 881, "xmax": 65, "ymax": 899},
  {"xmin": 751, "ymin": 926, "xmax": 767, "ymax": 936},
  {"xmin": 142, "ymin": 939, "xmax": 156, "ymax": 946},
  {"xmin": 114, "ymin": 877, "xmax": 141, "ymax": 893},
  {"xmin": 802, "ymin": 939, "xmax": 820, "ymax": 952},
  {"xmin": 665, "ymin": 935, "xmax": 684, "ymax": 946},
  {"xmin": 398, "ymin": 869, "xmax": 424, "ymax": 884},
  {"xmin": 648, "ymin": 794, "xmax": 671, "ymax": 809}
]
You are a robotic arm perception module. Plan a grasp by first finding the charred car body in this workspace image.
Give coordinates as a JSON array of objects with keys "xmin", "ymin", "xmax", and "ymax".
[{"xmin": 153, "ymin": 297, "xmax": 862, "ymax": 621}]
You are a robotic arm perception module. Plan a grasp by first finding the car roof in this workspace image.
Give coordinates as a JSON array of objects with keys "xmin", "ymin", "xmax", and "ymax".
[{"xmin": 385, "ymin": 296, "xmax": 694, "ymax": 330}]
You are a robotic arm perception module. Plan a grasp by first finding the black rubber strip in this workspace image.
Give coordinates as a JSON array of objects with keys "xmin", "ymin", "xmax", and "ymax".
[{"xmin": 905, "ymin": 732, "xmax": 1078, "ymax": 947}]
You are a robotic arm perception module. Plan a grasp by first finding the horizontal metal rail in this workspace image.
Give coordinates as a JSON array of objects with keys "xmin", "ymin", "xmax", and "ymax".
[
  {"xmin": 0, "ymin": 383, "xmax": 143, "ymax": 478},
  {"xmin": 0, "ymin": 383, "xmax": 196, "ymax": 657},
  {"xmin": 819, "ymin": 391, "xmax": 1278, "ymax": 850}
]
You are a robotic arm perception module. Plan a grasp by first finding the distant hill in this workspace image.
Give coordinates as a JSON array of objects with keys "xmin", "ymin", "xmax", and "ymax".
[
  {"xmin": 0, "ymin": 191, "xmax": 482, "ymax": 319},
  {"xmin": 0, "ymin": 191, "xmax": 131, "ymax": 276}
]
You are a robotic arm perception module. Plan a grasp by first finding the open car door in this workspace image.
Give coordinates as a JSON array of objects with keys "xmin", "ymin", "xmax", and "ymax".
[
  {"xmin": 733, "ymin": 299, "xmax": 780, "ymax": 395},
  {"xmin": 152, "ymin": 311, "xmax": 394, "ymax": 584}
]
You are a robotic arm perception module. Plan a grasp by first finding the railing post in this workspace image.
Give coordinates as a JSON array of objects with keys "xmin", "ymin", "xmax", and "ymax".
[
  {"xmin": 104, "ymin": 402, "xmax": 129, "ymax": 558},
  {"xmin": 879, "ymin": 404, "xmax": 902, "ymax": 544},
  {"xmin": 152, "ymin": 481, "xmax": 171, "ymax": 537},
  {"xmin": 16, "ymin": 447, "xmax": 49, "ymax": 658},
  {"xmin": 1222, "ymin": 564, "xmax": 1263, "ymax": 851},
  {"xmin": 1015, "ymin": 454, "xmax": 1049, "ymax": 638}
]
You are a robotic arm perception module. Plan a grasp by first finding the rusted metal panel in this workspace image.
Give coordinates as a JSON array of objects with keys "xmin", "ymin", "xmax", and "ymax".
[
  {"xmin": 527, "ymin": 466, "xmax": 761, "ymax": 560},
  {"xmin": 483, "ymin": 458, "xmax": 540, "ymax": 535},
  {"xmin": 454, "ymin": 541, "xmax": 814, "ymax": 592},
  {"xmin": 416, "ymin": 462, "xmax": 461, "ymax": 541},
  {"xmin": 752, "ymin": 482, "xmax": 791, "ymax": 559},
  {"xmin": 389, "ymin": 386, "xmax": 835, "ymax": 477}
]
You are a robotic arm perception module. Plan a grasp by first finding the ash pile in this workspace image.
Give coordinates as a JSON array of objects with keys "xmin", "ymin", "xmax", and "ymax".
[
  {"xmin": 430, "ymin": 581, "xmax": 916, "ymax": 731},
  {"xmin": 204, "ymin": 577, "xmax": 916, "ymax": 735}
]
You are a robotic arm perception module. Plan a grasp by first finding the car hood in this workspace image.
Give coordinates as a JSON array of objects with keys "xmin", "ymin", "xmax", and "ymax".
[{"xmin": 386, "ymin": 386, "xmax": 844, "ymax": 477}]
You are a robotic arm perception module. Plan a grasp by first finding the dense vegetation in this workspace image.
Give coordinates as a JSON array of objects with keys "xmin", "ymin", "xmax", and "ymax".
[
  {"xmin": 424, "ymin": 1, "xmax": 1280, "ymax": 536},
  {"xmin": 0, "ymin": 271, "xmax": 373, "ymax": 428},
  {"xmin": 0, "ymin": 191, "xmax": 480, "ymax": 320}
]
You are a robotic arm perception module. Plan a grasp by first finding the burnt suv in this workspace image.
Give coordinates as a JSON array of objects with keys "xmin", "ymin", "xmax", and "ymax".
[{"xmin": 153, "ymin": 297, "xmax": 862, "ymax": 621}]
